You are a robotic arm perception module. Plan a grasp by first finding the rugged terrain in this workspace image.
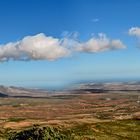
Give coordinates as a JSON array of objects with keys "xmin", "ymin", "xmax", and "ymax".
[
  {"xmin": 0, "ymin": 85, "xmax": 48, "ymax": 97},
  {"xmin": 0, "ymin": 82, "xmax": 140, "ymax": 139}
]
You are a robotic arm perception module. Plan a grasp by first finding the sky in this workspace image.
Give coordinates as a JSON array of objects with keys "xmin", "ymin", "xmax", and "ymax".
[{"xmin": 0, "ymin": 0, "xmax": 140, "ymax": 89}]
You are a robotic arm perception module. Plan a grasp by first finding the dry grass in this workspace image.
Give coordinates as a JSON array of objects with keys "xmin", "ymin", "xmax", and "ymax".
[{"xmin": 0, "ymin": 92, "xmax": 140, "ymax": 130}]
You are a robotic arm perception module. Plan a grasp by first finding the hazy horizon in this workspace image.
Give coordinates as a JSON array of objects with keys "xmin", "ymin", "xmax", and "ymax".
[
  {"xmin": 1, "ymin": 78, "xmax": 140, "ymax": 91},
  {"xmin": 0, "ymin": 0, "xmax": 140, "ymax": 89}
]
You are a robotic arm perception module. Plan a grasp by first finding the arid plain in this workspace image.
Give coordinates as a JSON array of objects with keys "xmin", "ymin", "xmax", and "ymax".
[{"xmin": 0, "ymin": 83, "xmax": 140, "ymax": 139}]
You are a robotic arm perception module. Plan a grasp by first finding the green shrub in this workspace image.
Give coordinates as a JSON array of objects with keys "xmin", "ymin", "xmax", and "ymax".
[
  {"xmin": 9, "ymin": 125, "xmax": 65, "ymax": 140},
  {"xmin": 8, "ymin": 117, "xmax": 25, "ymax": 122}
]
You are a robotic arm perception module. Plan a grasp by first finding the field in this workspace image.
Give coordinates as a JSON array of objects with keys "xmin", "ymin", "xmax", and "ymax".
[{"xmin": 0, "ymin": 92, "xmax": 140, "ymax": 139}]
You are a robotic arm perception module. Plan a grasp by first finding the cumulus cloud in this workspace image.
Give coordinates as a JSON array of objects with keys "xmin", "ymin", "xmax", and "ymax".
[
  {"xmin": 0, "ymin": 33, "xmax": 71, "ymax": 62},
  {"xmin": 128, "ymin": 27, "xmax": 140, "ymax": 37},
  {"xmin": 128, "ymin": 27, "xmax": 140, "ymax": 47},
  {"xmin": 76, "ymin": 33, "xmax": 126, "ymax": 53},
  {"xmin": 0, "ymin": 33, "xmax": 126, "ymax": 62}
]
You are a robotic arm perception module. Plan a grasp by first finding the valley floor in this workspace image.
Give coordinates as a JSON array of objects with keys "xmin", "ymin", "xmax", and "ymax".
[{"xmin": 0, "ymin": 92, "xmax": 140, "ymax": 139}]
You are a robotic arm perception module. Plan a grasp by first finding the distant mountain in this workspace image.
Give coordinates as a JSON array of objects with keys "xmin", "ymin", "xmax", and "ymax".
[
  {"xmin": 0, "ymin": 92, "xmax": 8, "ymax": 97},
  {"xmin": 0, "ymin": 85, "xmax": 48, "ymax": 97},
  {"xmin": 75, "ymin": 82, "xmax": 140, "ymax": 93},
  {"xmin": 1, "ymin": 82, "xmax": 140, "ymax": 98}
]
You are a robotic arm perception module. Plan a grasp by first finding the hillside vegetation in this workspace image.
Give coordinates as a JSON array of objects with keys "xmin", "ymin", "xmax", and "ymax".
[{"xmin": 0, "ymin": 119, "xmax": 140, "ymax": 140}]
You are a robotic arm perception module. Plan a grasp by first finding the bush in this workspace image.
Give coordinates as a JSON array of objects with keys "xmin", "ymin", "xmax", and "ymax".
[{"xmin": 9, "ymin": 125, "xmax": 65, "ymax": 140}]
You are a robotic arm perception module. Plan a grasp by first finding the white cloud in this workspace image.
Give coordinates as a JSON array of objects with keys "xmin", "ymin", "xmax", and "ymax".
[
  {"xmin": 92, "ymin": 18, "xmax": 99, "ymax": 22},
  {"xmin": 76, "ymin": 33, "xmax": 126, "ymax": 53},
  {"xmin": 0, "ymin": 33, "xmax": 71, "ymax": 62},
  {"xmin": 0, "ymin": 33, "xmax": 126, "ymax": 62},
  {"xmin": 111, "ymin": 40, "xmax": 126, "ymax": 49},
  {"xmin": 128, "ymin": 27, "xmax": 140, "ymax": 37},
  {"xmin": 128, "ymin": 27, "xmax": 140, "ymax": 47}
]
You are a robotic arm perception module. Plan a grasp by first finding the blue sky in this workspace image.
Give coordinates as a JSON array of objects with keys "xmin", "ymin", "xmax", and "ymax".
[{"xmin": 0, "ymin": 0, "xmax": 140, "ymax": 88}]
